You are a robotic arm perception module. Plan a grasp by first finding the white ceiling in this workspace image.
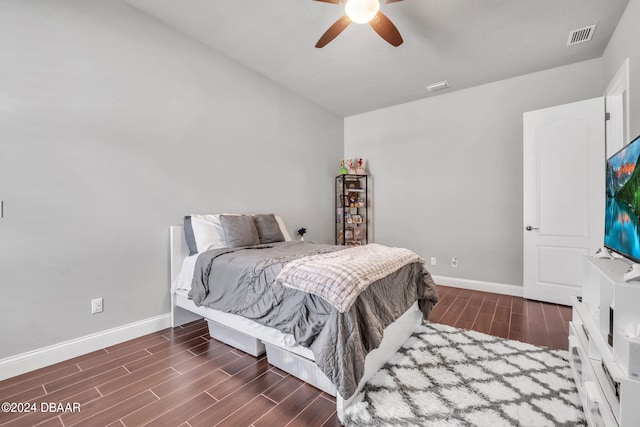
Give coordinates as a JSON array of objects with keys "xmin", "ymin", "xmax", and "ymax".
[{"xmin": 125, "ymin": 0, "xmax": 629, "ymax": 117}]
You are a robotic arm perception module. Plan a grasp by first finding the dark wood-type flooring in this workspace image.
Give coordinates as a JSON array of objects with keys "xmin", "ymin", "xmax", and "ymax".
[{"xmin": 0, "ymin": 285, "xmax": 572, "ymax": 427}]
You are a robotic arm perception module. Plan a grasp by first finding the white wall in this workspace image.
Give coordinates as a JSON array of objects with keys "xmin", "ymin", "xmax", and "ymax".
[
  {"xmin": 602, "ymin": 0, "xmax": 640, "ymax": 137},
  {"xmin": 345, "ymin": 59, "xmax": 603, "ymax": 288},
  {"xmin": 0, "ymin": 0, "xmax": 343, "ymax": 360}
]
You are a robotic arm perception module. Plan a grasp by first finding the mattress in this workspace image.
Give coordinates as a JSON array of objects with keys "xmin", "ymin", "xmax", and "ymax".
[{"xmin": 171, "ymin": 255, "xmax": 198, "ymax": 293}]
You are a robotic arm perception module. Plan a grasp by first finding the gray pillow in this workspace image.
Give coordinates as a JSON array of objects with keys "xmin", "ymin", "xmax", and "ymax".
[
  {"xmin": 220, "ymin": 214, "xmax": 260, "ymax": 248},
  {"xmin": 253, "ymin": 214, "xmax": 285, "ymax": 244},
  {"xmin": 183, "ymin": 216, "xmax": 198, "ymax": 255}
]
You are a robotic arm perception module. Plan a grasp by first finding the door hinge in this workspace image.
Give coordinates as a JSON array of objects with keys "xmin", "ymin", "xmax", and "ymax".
[{"xmin": 605, "ymin": 112, "xmax": 611, "ymax": 121}]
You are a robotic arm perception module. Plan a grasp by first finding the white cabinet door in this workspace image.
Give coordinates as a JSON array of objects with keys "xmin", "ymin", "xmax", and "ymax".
[{"xmin": 523, "ymin": 97, "xmax": 605, "ymax": 305}]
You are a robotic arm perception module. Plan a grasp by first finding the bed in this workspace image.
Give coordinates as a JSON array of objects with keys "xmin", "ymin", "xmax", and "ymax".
[{"xmin": 169, "ymin": 214, "xmax": 438, "ymax": 422}]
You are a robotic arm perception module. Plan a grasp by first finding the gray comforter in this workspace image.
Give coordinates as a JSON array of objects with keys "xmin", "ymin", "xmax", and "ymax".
[{"xmin": 188, "ymin": 241, "xmax": 438, "ymax": 399}]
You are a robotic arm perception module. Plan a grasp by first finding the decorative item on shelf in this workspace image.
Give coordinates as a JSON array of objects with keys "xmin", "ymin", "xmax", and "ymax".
[
  {"xmin": 347, "ymin": 192, "xmax": 358, "ymax": 207},
  {"xmin": 354, "ymin": 227, "xmax": 363, "ymax": 239},
  {"xmin": 347, "ymin": 158, "xmax": 357, "ymax": 175},
  {"xmin": 297, "ymin": 227, "xmax": 307, "ymax": 242},
  {"xmin": 345, "ymin": 179, "xmax": 361, "ymax": 190},
  {"xmin": 339, "ymin": 160, "xmax": 348, "ymax": 175},
  {"xmin": 355, "ymin": 158, "xmax": 367, "ymax": 175}
]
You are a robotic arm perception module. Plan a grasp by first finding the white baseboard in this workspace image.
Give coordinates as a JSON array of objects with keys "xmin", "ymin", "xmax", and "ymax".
[
  {"xmin": 432, "ymin": 275, "xmax": 523, "ymax": 297},
  {"xmin": 0, "ymin": 313, "xmax": 172, "ymax": 381}
]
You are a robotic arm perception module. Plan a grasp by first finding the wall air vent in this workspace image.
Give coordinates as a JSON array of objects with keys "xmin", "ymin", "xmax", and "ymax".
[{"xmin": 567, "ymin": 25, "xmax": 597, "ymax": 46}]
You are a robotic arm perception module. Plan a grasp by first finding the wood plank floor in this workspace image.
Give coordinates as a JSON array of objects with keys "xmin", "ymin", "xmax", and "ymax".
[
  {"xmin": 429, "ymin": 285, "xmax": 572, "ymax": 350},
  {"xmin": 0, "ymin": 285, "xmax": 572, "ymax": 427}
]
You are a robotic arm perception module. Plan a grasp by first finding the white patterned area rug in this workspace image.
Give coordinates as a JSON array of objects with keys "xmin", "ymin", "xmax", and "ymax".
[{"xmin": 343, "ymin": 322, "xmax": 586, "ymax": 427}]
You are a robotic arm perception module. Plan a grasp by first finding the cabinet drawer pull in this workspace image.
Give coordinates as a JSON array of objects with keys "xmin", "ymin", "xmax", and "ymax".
[{"xmin": 601, "ymin": 361, "xmax": 621, "ymax": 401}]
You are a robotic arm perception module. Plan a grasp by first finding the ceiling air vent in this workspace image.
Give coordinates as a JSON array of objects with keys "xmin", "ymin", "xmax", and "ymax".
[
  {"xmin": 426, "ymin": 80, "xmax": 450, "ymax": 92},
  {"xmin": 567, "ymin": 25, "xmax": 597, "ymax": 46}
]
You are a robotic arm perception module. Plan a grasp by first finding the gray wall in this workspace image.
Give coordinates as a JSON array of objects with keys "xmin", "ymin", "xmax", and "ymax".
[
  {"xmin": 0, "ymin": 0, "xmax": 343, "ymax": 359},
  {"xmin": 602, "ymin": 0, "xmax": 640, "ymax": 137},
  {"xmin": 345, "ymin": 59, "xmax": 603, "ymax": 288}
]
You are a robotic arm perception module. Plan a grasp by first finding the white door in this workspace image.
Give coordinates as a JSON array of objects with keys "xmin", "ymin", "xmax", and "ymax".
[{"xmin": 523, "ymin": 97, "xmax": 605, "ymax": 305}]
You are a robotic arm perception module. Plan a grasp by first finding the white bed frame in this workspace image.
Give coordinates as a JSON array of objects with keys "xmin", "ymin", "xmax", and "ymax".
[{"xmin": 169, "ymin": 225, "xmax": 422, "ymax": 421}]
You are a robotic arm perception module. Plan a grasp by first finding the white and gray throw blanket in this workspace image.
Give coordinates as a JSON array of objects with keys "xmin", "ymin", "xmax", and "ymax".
[{"xmin": 277, "ymin": 243, "xmax": 424, "ymax": 313}]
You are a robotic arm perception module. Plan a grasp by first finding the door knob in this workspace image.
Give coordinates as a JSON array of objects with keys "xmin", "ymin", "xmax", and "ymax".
[{"xmin": 525, "ymin": 225, "xmax": 539, "ymax": 231}]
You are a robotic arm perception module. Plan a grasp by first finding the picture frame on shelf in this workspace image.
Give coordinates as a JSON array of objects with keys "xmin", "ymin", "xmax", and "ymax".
[{"xmin": 345, "ymin": 180, "xmax": 361, "ymax": 190}]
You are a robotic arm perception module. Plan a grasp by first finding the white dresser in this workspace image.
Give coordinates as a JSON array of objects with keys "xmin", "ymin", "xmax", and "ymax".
[{"xmin": 570, "ymin": 256, "xmax": 640, "ymax": 426}]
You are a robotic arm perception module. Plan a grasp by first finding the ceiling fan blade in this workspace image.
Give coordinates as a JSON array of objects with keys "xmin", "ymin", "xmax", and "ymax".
[
  {"xmin": 316, "ymin": 16, "xmax": 352, "ymax": 48},
  {"xmin": 369, "ymin": 11, "xmax": 403, "ymax": 46},
  {"xmin": 385, "ymin": 0, "xmax": 404, "ymax": 3},
  {"xmin": 313, "ymin": 0, "xmax": 341, "ymax": 3}
]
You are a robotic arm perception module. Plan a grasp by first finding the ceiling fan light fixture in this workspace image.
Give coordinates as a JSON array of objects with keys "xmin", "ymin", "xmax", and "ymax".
[{"xmin": 344, "ymin": 0, "xmax": 380, "ymax": 24}]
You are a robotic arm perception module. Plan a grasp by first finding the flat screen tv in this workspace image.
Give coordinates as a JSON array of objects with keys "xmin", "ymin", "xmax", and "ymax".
[{"xmin": 605, "ymin": 133, "xmax": 640, "ymax": 262}]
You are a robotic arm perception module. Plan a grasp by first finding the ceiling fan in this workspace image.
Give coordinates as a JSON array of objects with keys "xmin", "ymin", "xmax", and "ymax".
[{"xmin": 314, "ymin": 0, "xmax": 404, "ymax": 48}]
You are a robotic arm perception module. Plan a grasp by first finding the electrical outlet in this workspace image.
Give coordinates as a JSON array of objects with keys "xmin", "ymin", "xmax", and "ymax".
[
  {"xmin": 451, "ymin": 257, "xmax": 458, "ymax": 268},
  {"xmin": 430, "ymin": 257, "xmax": 436, "ymax": 265},
  {"xmin": 91, "ymin": 298, "xmax": 103, "ymax": 314}
]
